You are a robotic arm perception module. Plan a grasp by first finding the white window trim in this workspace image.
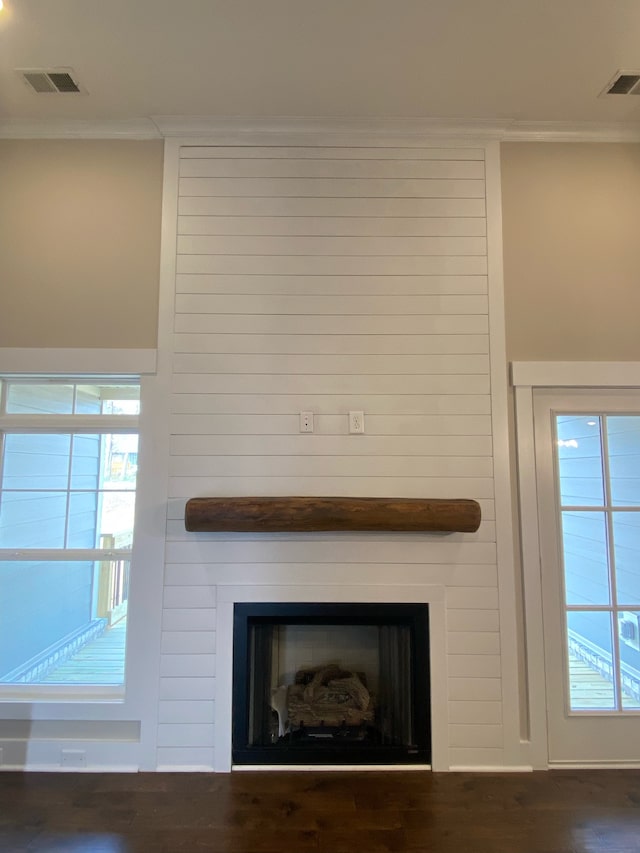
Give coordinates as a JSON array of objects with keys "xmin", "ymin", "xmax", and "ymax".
[
  {"xmin": 0, "ymin": 350, "xmax": 167, "ymax": 773},
  {"xmin": 512, "ymin": 361, "xmax": 640, "ymax": 768}
]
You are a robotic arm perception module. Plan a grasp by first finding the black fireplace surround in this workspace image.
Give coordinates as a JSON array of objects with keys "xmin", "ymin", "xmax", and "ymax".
[{"xmin": 232, "ymin": 602, "xmax": 431, "ymax": 765}]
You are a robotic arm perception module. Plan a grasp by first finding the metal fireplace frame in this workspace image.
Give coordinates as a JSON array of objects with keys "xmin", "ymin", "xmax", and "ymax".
[{"xmin": 232, "ymin": 602, "xmax": 431, "ymax": 766}]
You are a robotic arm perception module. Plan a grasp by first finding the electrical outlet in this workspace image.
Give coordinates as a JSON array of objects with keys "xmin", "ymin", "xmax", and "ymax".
[
  {"xmin": 349, "ymin": 411, "xmax": 365, "ymax": 434},
  {"xmin": 299, "ymin": 411, "xmax": 314, "ymax": 433},
  {"xmin": 61, "ymin": 749, "xmax": 86, "ymax": 768}
]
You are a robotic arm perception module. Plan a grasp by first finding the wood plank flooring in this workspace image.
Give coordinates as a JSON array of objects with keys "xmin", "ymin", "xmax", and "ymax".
[{"xmin": 1, "ymin": 769, "xmax": 640, "ymax": 852}]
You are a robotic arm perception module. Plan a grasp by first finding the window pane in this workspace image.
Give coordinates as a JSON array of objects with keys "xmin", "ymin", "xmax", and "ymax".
[
  {"xmin": 2, "ymin": 433, "xmax": 71, "ymax": 489},
  {"xmin": 612, "ymin": 512, "xmax": 640, "ymax": 605},
  {"xmin": 102, "ymin": 434, "xmax": 138, "ymax": 488},
  {"xmin": 567, "ymin": 610, "xmax": 615, "ymax": 710},
  {"xmin": 6, "ymin": 383, "xmax": 74, "ymax": 414},
  {"xmin": 618, "ymin": 610, "xmax": 640, "ymax": 710},
  {"xmin": 67, "ymin": 492, "xmax": 99, "ymax": 548},
  {"xmin": 0, "ymin": 493, "xmax": 67, "ymax": 548},
  {"xmin": 76, "ymin": 384, "xmax": 140, "ymax": 416},
  {"xmin": 0, "ymin": 560, "xmax": 127, "ymax": 686},
  {"xmin": 73, "ymin": 386, "xmax": 103, "ymax": 414},
  {"xmin": 556, "ymin": 416, "xmax": 604, "ymax": 506},
  {"xmin": 99, "ymin": 492, "xmax": 136, "ymax": 549},
  {"xmin": 70, "ymin": 434, "xmax": 101, "ymax": 489},
  {"xmin": 607, "ymin": 416, "xmax": 640, "ymax": 506},
  {"xmin": 561, "ymin": 511, "xmax": 610, "ymax": 605}
]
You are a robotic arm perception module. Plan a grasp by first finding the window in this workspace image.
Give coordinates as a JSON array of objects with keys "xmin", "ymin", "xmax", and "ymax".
[
  {"xmin": 0, "ymin": 378, "xmax": 140, "ymax": 690},
  {"xmin": 555, "ymin": 413, "xmax": 640, "ymax": 711}
]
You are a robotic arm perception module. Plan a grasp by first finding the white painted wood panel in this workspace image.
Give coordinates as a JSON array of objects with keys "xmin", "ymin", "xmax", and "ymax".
[
  {"xmin": 180, "ymin": 146, "xmax": 486, "ymax": 160},
  {"xmin": 174, "ymin": 313, "xmax": 489, "ymax": 336},
  {"xmin": 169, "ymin": 435, "xmax": 493, "ymax": 457},
  {"xmin": 177, "ymin": 218, "xmax": 487, "ymax": 238},
  {"xmin": 176, "ymin": 255, "xmax": 488, "ymax": 276},
  {"xmin": 174, "ymin": 294, "xmax": 488, "ymax": 316},
  {"xmin": 449, "ymin": 746, "xmax": 505, "ymax": 768},
  {"xmin": 171, "ymin": 374, "xmax": 490, "ymax": 395},
  {"xmin": 161, "ymin": 631, "xmax": 216, "ymax": 655},
  {"xmin": 158, "ymin": 700, "xmax": 215, "ymax": 724},
  {"xmin": 163, "ymin": 563, "xmax": 497, "ymax": 588},
  {"xmin": 175, "ymin": 275, "xmax": 488, "ymax": 296},
  {"xmin": 179, "ymin": 177, "xmax": 485, "ymax": 198},
  {"xmin": 177, "ymin": 196, "xmax": 487, "ymax": 217},
  {"xmin": 159, "ymin": 654, "xmax": 216, "ymax": 678},
  {"xmin": 447, "ymin": 609, "xmax": 500, "ymax": 633},
  {"xmin": 168, "ymin": 455, "xmax": 493, "ymax": 479},
  {"xmin": 448, "ymin": 678, "xmax": 502, "ymax": 702},
  {"xmin": 157, "ymin": 724, "xmax": 215, "ymax": 748},
  {"xmin": 448, "ymin": 701, "xmax": 502, "ymax": 726},
  {"xmin": 447, "ymin": 587, "xmax": 499, "ymax": 609},
  {"xmin": 159, "ymin": 677, "xmax": 216, "ymax": 701},
  {"xmin": 169, "ymin": 394, "xmax": 492, "ymax": 416},
  {"xmin": 447, "ymin": 632, "xmax": 501, "ymax": 655},
  {"xmin": 164, "ymin": 540, "xmax": 497, "ymax": 565},
  {"xmin": 447, "ymin": 655, "xmax": 502, "ymax": 679},
  {"xmin": 177, "ymin": 234, "xmax": 487, "ymax": 257},
  {"xmin": 156, "ymin": 143, "xmax": 502, "ymax": 768},
  {"xmin": 156, "ymin": 747, "xmax": 215, "ymax": 769},
  {"xmin": 179, "ymin": 158, "xmax": 485, "ymax": 179},
  {"xmin": 448, "ymin": 724, "xmax": 503, "ymax": 748},
  {"xmin": 167, "ymin": 476, "xmax": 494, "ymax": 500},
  {"xmin": 163, "ymin": 585, "xmax": 217, "ymax": 609},
  {"xmin": 172, "ymin": 353, "xmax": 489, "ymax": 375},
  {"xmin": 161, "ymin": 608, "xmax": 217, "ymax": 631}
]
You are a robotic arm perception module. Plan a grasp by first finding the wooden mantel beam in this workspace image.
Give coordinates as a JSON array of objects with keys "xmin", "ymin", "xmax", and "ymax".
[{"xmin": 184, "ymin": 496, "xmax": 481, "ymax": 533}]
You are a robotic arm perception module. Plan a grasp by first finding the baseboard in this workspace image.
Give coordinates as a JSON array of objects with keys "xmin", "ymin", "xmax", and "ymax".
[
  {"xmin": 449, "ymin": 765, "xmax": 534, "ymax": 772},
  {"xmin": 548, "ymin": 761, "xmax": 640, "ymax": 770}
]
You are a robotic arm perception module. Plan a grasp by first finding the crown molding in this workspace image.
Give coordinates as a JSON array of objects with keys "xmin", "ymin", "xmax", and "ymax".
[
  {"xmin": 502, "ymin": 121, "xmax": 640, "ymax": 143},
  {"xmin": 1, "ymin": 115, "xmax": 640, "ymax": 142},
  {"xmin": 0, "ymin": 118, "xmax": 162, "ymax": 139},
  {"xmin": 152, "ymin": 115, "xmax": 509, "ymax": 142}
]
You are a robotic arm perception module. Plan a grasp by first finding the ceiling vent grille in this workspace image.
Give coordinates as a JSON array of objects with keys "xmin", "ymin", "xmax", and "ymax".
[
  {"xmin": 18, "ymin": 68, "xmax": 85, "ymax": 94},
  {"xmin": 600, "ymin": 70, "xmax": 640, "ymax": 97}
]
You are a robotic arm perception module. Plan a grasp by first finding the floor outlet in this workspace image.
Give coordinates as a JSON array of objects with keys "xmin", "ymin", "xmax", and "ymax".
[{"xmin": 61, "ymin": 749, "xmax": 86, "ymax": 768}]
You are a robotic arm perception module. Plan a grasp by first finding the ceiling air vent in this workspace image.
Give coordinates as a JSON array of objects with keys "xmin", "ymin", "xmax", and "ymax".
[
  {"xmin": 18, "ymin": 68, "xmax": 86, "ymax": 94},
  {"xmin": 600, "ymin": 70, "xmax": 640, "ymax": 97}
]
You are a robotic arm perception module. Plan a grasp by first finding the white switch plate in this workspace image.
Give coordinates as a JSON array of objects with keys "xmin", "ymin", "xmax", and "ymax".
[
  {"xmin": 349, "ymin": 411, "xmax": 365, "ymax": 434},
  {"xmin": 299, "ymin": 411, "xmax": 314, "ymax": 433}
]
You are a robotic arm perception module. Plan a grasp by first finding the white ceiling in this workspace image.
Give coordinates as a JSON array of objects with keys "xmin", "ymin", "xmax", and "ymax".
[{"xmin": 1, "ymin": 0, "xmax": 640, "ymax": 136}]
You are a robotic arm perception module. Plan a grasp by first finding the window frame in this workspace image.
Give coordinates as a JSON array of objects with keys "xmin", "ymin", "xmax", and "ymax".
[
  {"xmin": 0, "ymin": 376, "xmax": 140, "ymax": 701},
  {"xmin": 512, "ymin": 361, "xmax": 640, "ymax": 768}
]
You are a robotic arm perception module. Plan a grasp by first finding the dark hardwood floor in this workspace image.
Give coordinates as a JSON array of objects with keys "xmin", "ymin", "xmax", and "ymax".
[{"xmin": 1, "ymin": 769, "xmax": 640, "ymax": 852}]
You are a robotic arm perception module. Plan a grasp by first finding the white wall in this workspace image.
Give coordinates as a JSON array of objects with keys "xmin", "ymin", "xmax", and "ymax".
[{"xmin": 155, "ymin": 141, "xmax": 517, "ymax": 770}]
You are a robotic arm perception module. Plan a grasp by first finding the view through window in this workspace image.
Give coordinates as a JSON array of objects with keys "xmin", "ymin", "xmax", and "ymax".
[
  {"xmin": 0, "ymin": 379, "xmax": 139, "ymax": 689},
  {"xmin": 555, "ymin": 414, "xmax": 640, "ymax": 712}
]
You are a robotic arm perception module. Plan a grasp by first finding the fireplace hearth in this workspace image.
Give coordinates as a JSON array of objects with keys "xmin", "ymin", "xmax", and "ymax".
[{"xmin": 232, "ymin": 603, "xmax": 431, "ymax": 765}]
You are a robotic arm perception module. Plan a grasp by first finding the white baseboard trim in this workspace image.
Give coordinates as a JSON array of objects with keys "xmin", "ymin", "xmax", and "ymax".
[
  {"xmin": 548, "ymin": 761, "xmax": 640, "ymax": 770},
  {"xmin": 449, "ymin": 765, "xmax": 534, "ymax": 772}
]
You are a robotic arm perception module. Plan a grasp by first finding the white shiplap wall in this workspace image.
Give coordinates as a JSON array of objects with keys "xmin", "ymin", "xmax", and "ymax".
[{"xmin": 159, "ymin": 144, "xmax": 502, "ymax": 769}]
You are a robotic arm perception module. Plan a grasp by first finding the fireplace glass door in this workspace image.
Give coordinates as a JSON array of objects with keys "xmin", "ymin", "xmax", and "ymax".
[{"xmin": 232, "ymin": 603, "xmax": 430, "ymax": 765}]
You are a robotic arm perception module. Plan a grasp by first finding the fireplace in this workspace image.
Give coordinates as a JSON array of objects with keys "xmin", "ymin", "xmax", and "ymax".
[{"xmin": 232, "ymin": 602, "xmax": 431, "ymax": 765}]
